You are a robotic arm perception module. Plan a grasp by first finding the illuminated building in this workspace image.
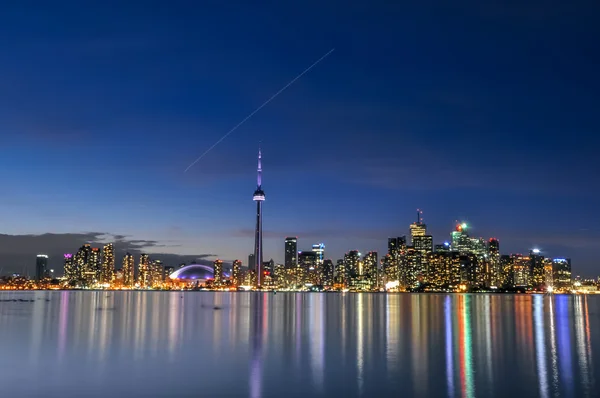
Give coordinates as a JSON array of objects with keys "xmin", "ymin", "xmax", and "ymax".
[
  {"xmin": 284, "ymin": 237, "xmax": 298, "ymax": 269},
  {"xmin": 426, "ymin": 251, "xmax": 461, "ymax": 290},
  {"xmin": 512, "ymin": 254, "xmax": 529, "ymax": 288},
  {"xmin": 401, "ymin": 247, "xmax": 421, "ymax": 290},
  {"xmin": 362, "ymin": 251, "xmax": 378, "ymax": 290},
  {"xmin": 231, "ymin": 259, "xmax": 242, "ymax": 287},
  {"xmin": 529, "ymin": 249, "xmax": 545, "ymax": 290},
  {"xmin": 35, "ymin": 254, "xmax": 49, "ymax": 281},
  {"xmin": 164, "ymin": 266, "xmax": 174, "ymax": 281},
  {"xmin": 460, "ymin": 253, "xmax": 484, "ymax": 289},
  {"xmin": 312, "ymin": 243, "xmax": 325, "ymax": 266},
  {"xmin": 543, "ymin": 258, "xmax": 553, "ymax": 290},
  {"xmin": 500, "ymin": 255, "xmax": 513, "ymax": 288},
  {"xmin": 248, "ymin": 254, "xmax": 255, "ymax": 273},
  {"xmin": 252, "ymin": 149, "xmax": 265, "ymax": 287},
  {"xmin": 63, "ymin": 254, "xmax": 75, "ymax": 283},
  {"xmin": 552, "ymin": 258, "xmax": 572, "ymax": 291},
  {"xmin": 74, "ymin": 244, "xmax": 93, "ymax": 286},
  {"xmin": 150, "ymin": 260, "xmax": 163, "ymax": 287},
  {"xmin": 122, "ymin": 253, "xmax": 135, "ymax": 287},
  {"xmin": 334, "ymin": 259, "xmax": 345, "ymax": 287},
  {"xmin": 409, "ymin": 209, "xmax": 426, "ymax": 244},
  {"xmin": 451, "ymin": 223, "xmax": 470, "ymax": 253},
  {"xmin": 381, "ymin": 254, "xmax": 397, "ymax": 285},
  {"xmin": 488, "ymin": 239, "xmax": 500, "ymax": 287},
  {"xmin": 88, "ymin": 248, "xmax": 101, "ymax": 285},
  {"xmin": 413, "ymin": 235, "xmax": 433, "ymax": 253},
  {"xmin": 322, "ymin": 259, "xmax": 334, "ymax": 288},
  {"xmin": 101, "ymin": 243, "xmax": 114, "ymax": 284},
  {"xmin": 213, "ymin": 259, "xmax": 224, "ymax": 287},
  {"xmin": 387, "ymin": 236, "xmax": 406, "ymax": 287},
  {"xmin": 138, "ymin": 254, "xmax": 150, "ymax": 287},
  {"xmin": 343, "ymin": 250, "xmax": 360, "ymax": 286},
  {"xmin": 299, "ymin": 251, "xmax": 317, "ymax": 285}
]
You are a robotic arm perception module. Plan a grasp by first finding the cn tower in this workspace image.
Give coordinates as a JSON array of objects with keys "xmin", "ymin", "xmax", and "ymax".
[{"xmin": 252, "ymin": 148, "xmax": 265, "ymax": 288}]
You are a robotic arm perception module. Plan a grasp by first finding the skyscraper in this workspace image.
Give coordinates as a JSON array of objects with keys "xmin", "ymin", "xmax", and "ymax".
[
  {"xmin": 122, "ymin": 253, "xmax": 135, "ymax": 287},
  {"xmin": 488, "ymin": 238, "xmax": 501, "ymax": 288},
  {"xmin": 63, "ymin": 254, "xmax": 75, "ymax": 283},
  {"xmin": 138, "ymin": 254, "xmax": 150, "ymax": 287},
  {"xmin": 322, "ymin": 259, "xmax": 334, "ymax": 288},
  {"xmin": 409, "ymin": 209, "xmax": 426, "ymax": 244},
  {"xmin": 451, "ymin": 223, "xmax": 470, "ymax": 253},
  {"xmin": 284, "ymin": 237, "xmax": 298, "ymax": 269},
  {"xmin": 343, "ymin": 250, "xmax": 360, "ymax": 286},
  {"xmin": 552, "ymin": 258, "xmax": 572, "ymax": 292},
  {"xmin": 529, "ymin": 249, "xmax": 545, "ymax": 290},
  {"xmin": 101, "ymin": 243, "xmax": 115, "ymax": 284},
  {"xmin": 362, "ymin": 251, "xmax": 378, "ymax": 289},
  {"xmin": 252, "ymin": 149, "xmax": 265, "ymax": 288},
  {"xmin": 311, "ymin": 243, "xmax": 325, "ymax": 266},
  {"xmin": 36, "ymin": 254, "xmax": 48, "ymax": 281},
  {"xmin": 213, "ymin": 259, "xmax": 224, "ymax": 287},
  {"xmin": 232, "ymin": 259, "xmax": 242, "ymax": 287},
  {"xmin": 89, "ymin": 248, "xmax": 101, "ymax": 285},
  {"xmin": 74, "ymin": 244, "xmax": 92, "ymax": 286}
]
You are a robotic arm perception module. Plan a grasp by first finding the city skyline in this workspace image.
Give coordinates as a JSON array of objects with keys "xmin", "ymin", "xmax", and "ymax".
[{"xmin": 0, "ymin": 2, "xmax": 598, "ymax": 276}]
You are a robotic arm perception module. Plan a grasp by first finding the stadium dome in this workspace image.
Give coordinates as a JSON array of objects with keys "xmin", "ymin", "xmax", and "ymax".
[{"xmin": 169, "ymin": 264, "xmax": 229, "ymax": 280}]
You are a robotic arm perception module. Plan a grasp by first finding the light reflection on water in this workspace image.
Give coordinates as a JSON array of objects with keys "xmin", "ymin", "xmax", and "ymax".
[{"xmin": 0, "ymin": 291, "xmax": 598, "ymax": 398}]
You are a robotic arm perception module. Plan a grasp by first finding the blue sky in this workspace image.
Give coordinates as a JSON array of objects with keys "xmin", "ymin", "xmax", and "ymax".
[{"xmin": 0, "ymin": 1, "xmax": 598, "ymax": 275}]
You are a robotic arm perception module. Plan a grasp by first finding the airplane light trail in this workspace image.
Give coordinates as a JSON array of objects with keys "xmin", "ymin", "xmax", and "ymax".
[{"xmin": 184, "ymin": 48, "xmax": 335, "ymax": 173}]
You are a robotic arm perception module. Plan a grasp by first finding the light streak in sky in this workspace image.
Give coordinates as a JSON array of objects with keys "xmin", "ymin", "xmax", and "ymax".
[{"xmin": 184, "ymin": 48, "xmax": 335, "ymax": 172}]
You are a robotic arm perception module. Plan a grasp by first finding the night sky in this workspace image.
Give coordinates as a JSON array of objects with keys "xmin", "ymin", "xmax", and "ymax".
[{"xmin": 0, "ymin": 1, "xmax": 598, "ymax": 275}]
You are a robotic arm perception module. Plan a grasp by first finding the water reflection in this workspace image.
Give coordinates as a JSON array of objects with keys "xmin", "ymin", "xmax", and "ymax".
[{"xmin": 0, "ymin": 292, "xmax": 598, "ymax": 397}]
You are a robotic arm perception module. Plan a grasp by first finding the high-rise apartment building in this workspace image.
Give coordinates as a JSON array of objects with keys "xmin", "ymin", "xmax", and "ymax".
[
  {"xmin": 322, "ymin": 259, "xmax": 334, "ymax": 288},
  {"xmin": 488, "ymin": 238, "xmax": 501, "ymax": 287},
  {"xmin": 74, "ymin": 244, "xmax": 93, "ymax": 286},
  {"xmin": 362, "ymin": 251, "xmax": 378, "ymax": 289},
  {"xmin": 529, "ymin": 249, "xmax": 545, "ymax": 290},
  {"xmin": 101, "ymin": 243, "xmax": 115, "ymax": 284},
  {"xmin": 122, "ymin": 253, "xmax": 135, "ymax": 287},
  {"xmin": 552, "ymin": 258, "xmax": 572, "ymax": 291},
  {"xmin": 343, "ymin": 250, "xmax": 360, "ymax": 286},
  {"xmin": 64, "ymin": 254, "xmax": 75, "ymax": 283},
  {"xmin": 138, "ymin": 254, "xmax": 150, "ymax": 287},
  {"xmin": 312, "ymin": 243, "xmax": 325, "ymax": 266},
  {"xmin": 232, "ymin": 259, "xmax": 242, "ymax": 287},
  {"xmin": 213, "ymin": 259, "xmax": 224, "ymax": 287},
  {"xmin": 89, "ymin": 248, "xmax": 101, "ymax": 285}
]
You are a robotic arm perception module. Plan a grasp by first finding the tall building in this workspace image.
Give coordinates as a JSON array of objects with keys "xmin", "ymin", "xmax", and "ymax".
[
  {"xmin": 164, "ymin": 266, "xmax": 175, "ymax": 281},
  {"xmin": 63, "ymin": 254, "xmax": 75, "ymax": 283},
  {"xmin": 451, "ymin": 223, "xmax": 471, "ymax": 253},
  {"xmin": 409, "ymin": 209, "xmax": 426, "ymax": 244},
  {"xmin": 334, "ymin": 259, "xmax": 345, "ymax": 287},
  {"xmin": 122, "ymin": 253, "xmax": 135, "ymax": 287},
  {"xmin": 284, "ymin": 237, "xmax": 298, "ymax": 269},
  {"xmin": 322, "ymin": 259, "xmax": 334, "ymax": 288},
  {"xmin": 101, "ymin": 243, "xmax": 115, "ymax": 285},
  {"xmin": 138, "ymin": 254, "xmax": 150, "ymax": 287},
  {"xmin": 232, "ymin": 259, "xmax": 242, "ymax": 287},
  {"xmin": 312, "ymin": 243, "xmax": 325, "ymax": 266},
  {"xmin": 252, "ymin": 149, "xmax": 265, "ymax": 288},
  {"xmin": 362, "ymin": 251, "xmax": 378, "ymax": 289},
  {"xmin": 413, "ymin": 235, "xmax": 433, "ymax": 253},
  {"xmin": 89, "ymin": 248, "xmax": 101, "ymax": 285},
  {"xmin": 552, "ymin": 258, "xmax": 572, "ymax": 292},
  {"xmin": 488, "ymin": 238, "xmax": 501, "ymax": 288},
  {"xmin": 35, "ymin": 254, "xmax": 49, "ymax": 282},
  {"xmin": 343, "ymin": 250, "xmax": 360, "ymax": 286},
  {"xmin": 213, "ymin": 259, "xmax": 224, "ymax": 287},
  {"xmin": 74, "ymin": 244, "xmax": 93, "ymax": 286},
  {"xmin": 530, "ymin": 249, "xmax": 545, "ymax": 290},
  {"xmin": 298, "ymin": 251, "xmax": 317, "ymax": 285},
  {"xmin": 150, "ymin": 260, "xmax": 163, "ymax": 288}
]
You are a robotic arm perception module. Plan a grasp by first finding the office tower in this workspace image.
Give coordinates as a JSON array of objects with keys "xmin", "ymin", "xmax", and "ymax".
[
  {"xmin": 552, "ymin": 258, "xmax": 572, "ymax": 292},
  {"xmin": 381, "ymin": 254, "xmax": 397, "ymax": 285},
  {"xmin": 488, "ymin": 238, "xmax": 500, "ymax": 287},
  {"xmin": 122, "ymin": 253, "xmax": 135, "ymax": 287},
  {"xmin": 232, "ymin": 259, "xmax": 242, "ymax": 287},
  {"xmin": 164, "ymin": 266, "xmax": 175, "ymax": 281},
  {"xmin": 435, "ymin": 242, "xmax": 451, "ymax": 252},
  {"xmin": 403, "ymin": 247, "xmax": 420, "ymax": 290},
  {"xmin": 213, "ymin": 259, "xmax": 224, "ymax": 287},
  {"xmin": 312, "ymin": 243, "xmax": 325, "ymax": 266},
  {"xmin": 499, "ymin": 254, "xmax": 512, "ymax": 288},
  {"xmin": 543, "ymin": 258, "xmax": 553, "ymax": 290},
  {"xmin": 388, "ymin": 236, "xmax": 407, "ymax": 287},
  {"xmin": 529, "ymin": 249, "xmax": 545, "ymax": 290},
  {"xmin": 35, "ymin": 254, "xmax": 48, "ymax": 282},
  {"xmin": 409, "ymin": 209, "xmax": 426, "ymax": 244},
  {"xmin": 343, "ymin": 250, "xmax": 360, "ymax": 286},
  {"xmin": 413, "ymin": 235, "xmax": 433, "ymax": 253},
  {"xmin": 63, "ymin": 254, "xmax": 75, "ymax": 283},
  {"xmin": 101, "ymin": 243, "xmax": 115, "ymax": 285},
  {"xmin": 252, "ymin": 149, "xmax": 266, "ymax": 287},
  {"xmin": 322, "ymin": 259, "xmax": 334, "ymax": 288},
  {"xmin": 334, "ymin": 259, "xmax": 345, "ymax": 287},
  {"xmin": 138, "ymin": 254, "xmax": 150, "ymax": 287},
  {"xmin": 426, "ymin": 251, "xmax": 461, "ymax": 290},
  {"xmin": 362, "ymin": 251, "xmax": 378, "ymax": 290},
  {"xmin": 512, "ymin": 254, "xmax": 529, "ymax": 288},
  {"xmin": 451, "ymin": 223, "xmax": 470, "ymax": 253},
  {"xmin": 284, "ymin": 237, "xmax": 298, "ymax": 269},
  {"xmin": 298, "ymin": 251, "xmax": 317, "ymax": 285}
]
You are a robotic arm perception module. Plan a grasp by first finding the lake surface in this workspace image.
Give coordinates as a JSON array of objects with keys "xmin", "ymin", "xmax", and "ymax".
[{"xmin": 0, "ymin": 291, "xmax": 597, "ymax": 397}]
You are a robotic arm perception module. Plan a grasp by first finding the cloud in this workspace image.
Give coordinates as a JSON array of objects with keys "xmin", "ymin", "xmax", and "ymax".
[{"xmin": 0, "ymin": 232, "xmax": 217, "ymax": 276}]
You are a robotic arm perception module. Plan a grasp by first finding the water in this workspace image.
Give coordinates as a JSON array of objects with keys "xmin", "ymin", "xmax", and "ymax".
[{"xmin": 0, "ymin": 291, "xmax": 597, "ymax": 397}]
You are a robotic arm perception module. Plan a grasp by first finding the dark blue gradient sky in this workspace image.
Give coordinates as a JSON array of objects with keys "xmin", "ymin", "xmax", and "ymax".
[{"xmin": 0, "ymin": 1, "xmax": 598, "ymax": 274}]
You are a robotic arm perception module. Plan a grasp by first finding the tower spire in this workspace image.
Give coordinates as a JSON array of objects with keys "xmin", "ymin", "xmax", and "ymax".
[{"xmin": 257, "ymin": 147, "xmax": 262, "ymax": 188}]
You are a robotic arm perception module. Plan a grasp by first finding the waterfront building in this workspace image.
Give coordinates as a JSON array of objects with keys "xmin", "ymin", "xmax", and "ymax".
[
  {"xmin": 552, "ymin": 258, "xmax": 572, "ymax": 292},
  {"xmin": 138, "ymin": 254, "xmax": 150, "ymax": 287},
  {"xmin": 488, "ymin": 238, "xmax": 501, "ymax": 287},
  {"xmin": 529, "ymin": 249, "xmax": 545, "ymax": 290},
  {"xmin": 322, "ymin": 259, "xmax": 334, "ymax": 288},
  {"xmin": 122, "ymin": 253, "xmax": 135, "ymax": 287},
  {"xmin": 101, "ymin": 243, "xmax": 114, "ymax": 285},
  {"xmin": 164, "ymin": 266, "xmax": 175, "ymax": 281},
  {"xmin": 231, "ymin": 260, "xmax": 242, "ymax": 287},
  {"xmin": 36, "ymin": 254, "xmax": 48, "ymax": 282},
  {"xmin": 284, "ymin": 237, "xmax": 298, "ymax": 269},
  {"xmin": 213, "ymin": 259, "xmax": 224, "ymax": 287},
  {"xmin": 362, "ymin": 251, "xmax": 378, "ymax": 290},
  {"xmin": 343, "ymin": 250, "xmax": 360, "ymax": 287},
  {"xmin": 312, "ymin": 243, "xmax": 325, "ymax": 266},
  {"xmin": 63, "ymin": 254, "xmax": 75, "ymax": 284}
]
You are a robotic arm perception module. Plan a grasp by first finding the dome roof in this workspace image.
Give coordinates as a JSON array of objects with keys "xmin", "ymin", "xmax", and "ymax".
[{"xmin": 169, "ymin": 264, "xmax": 229, "ymax": 280}]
